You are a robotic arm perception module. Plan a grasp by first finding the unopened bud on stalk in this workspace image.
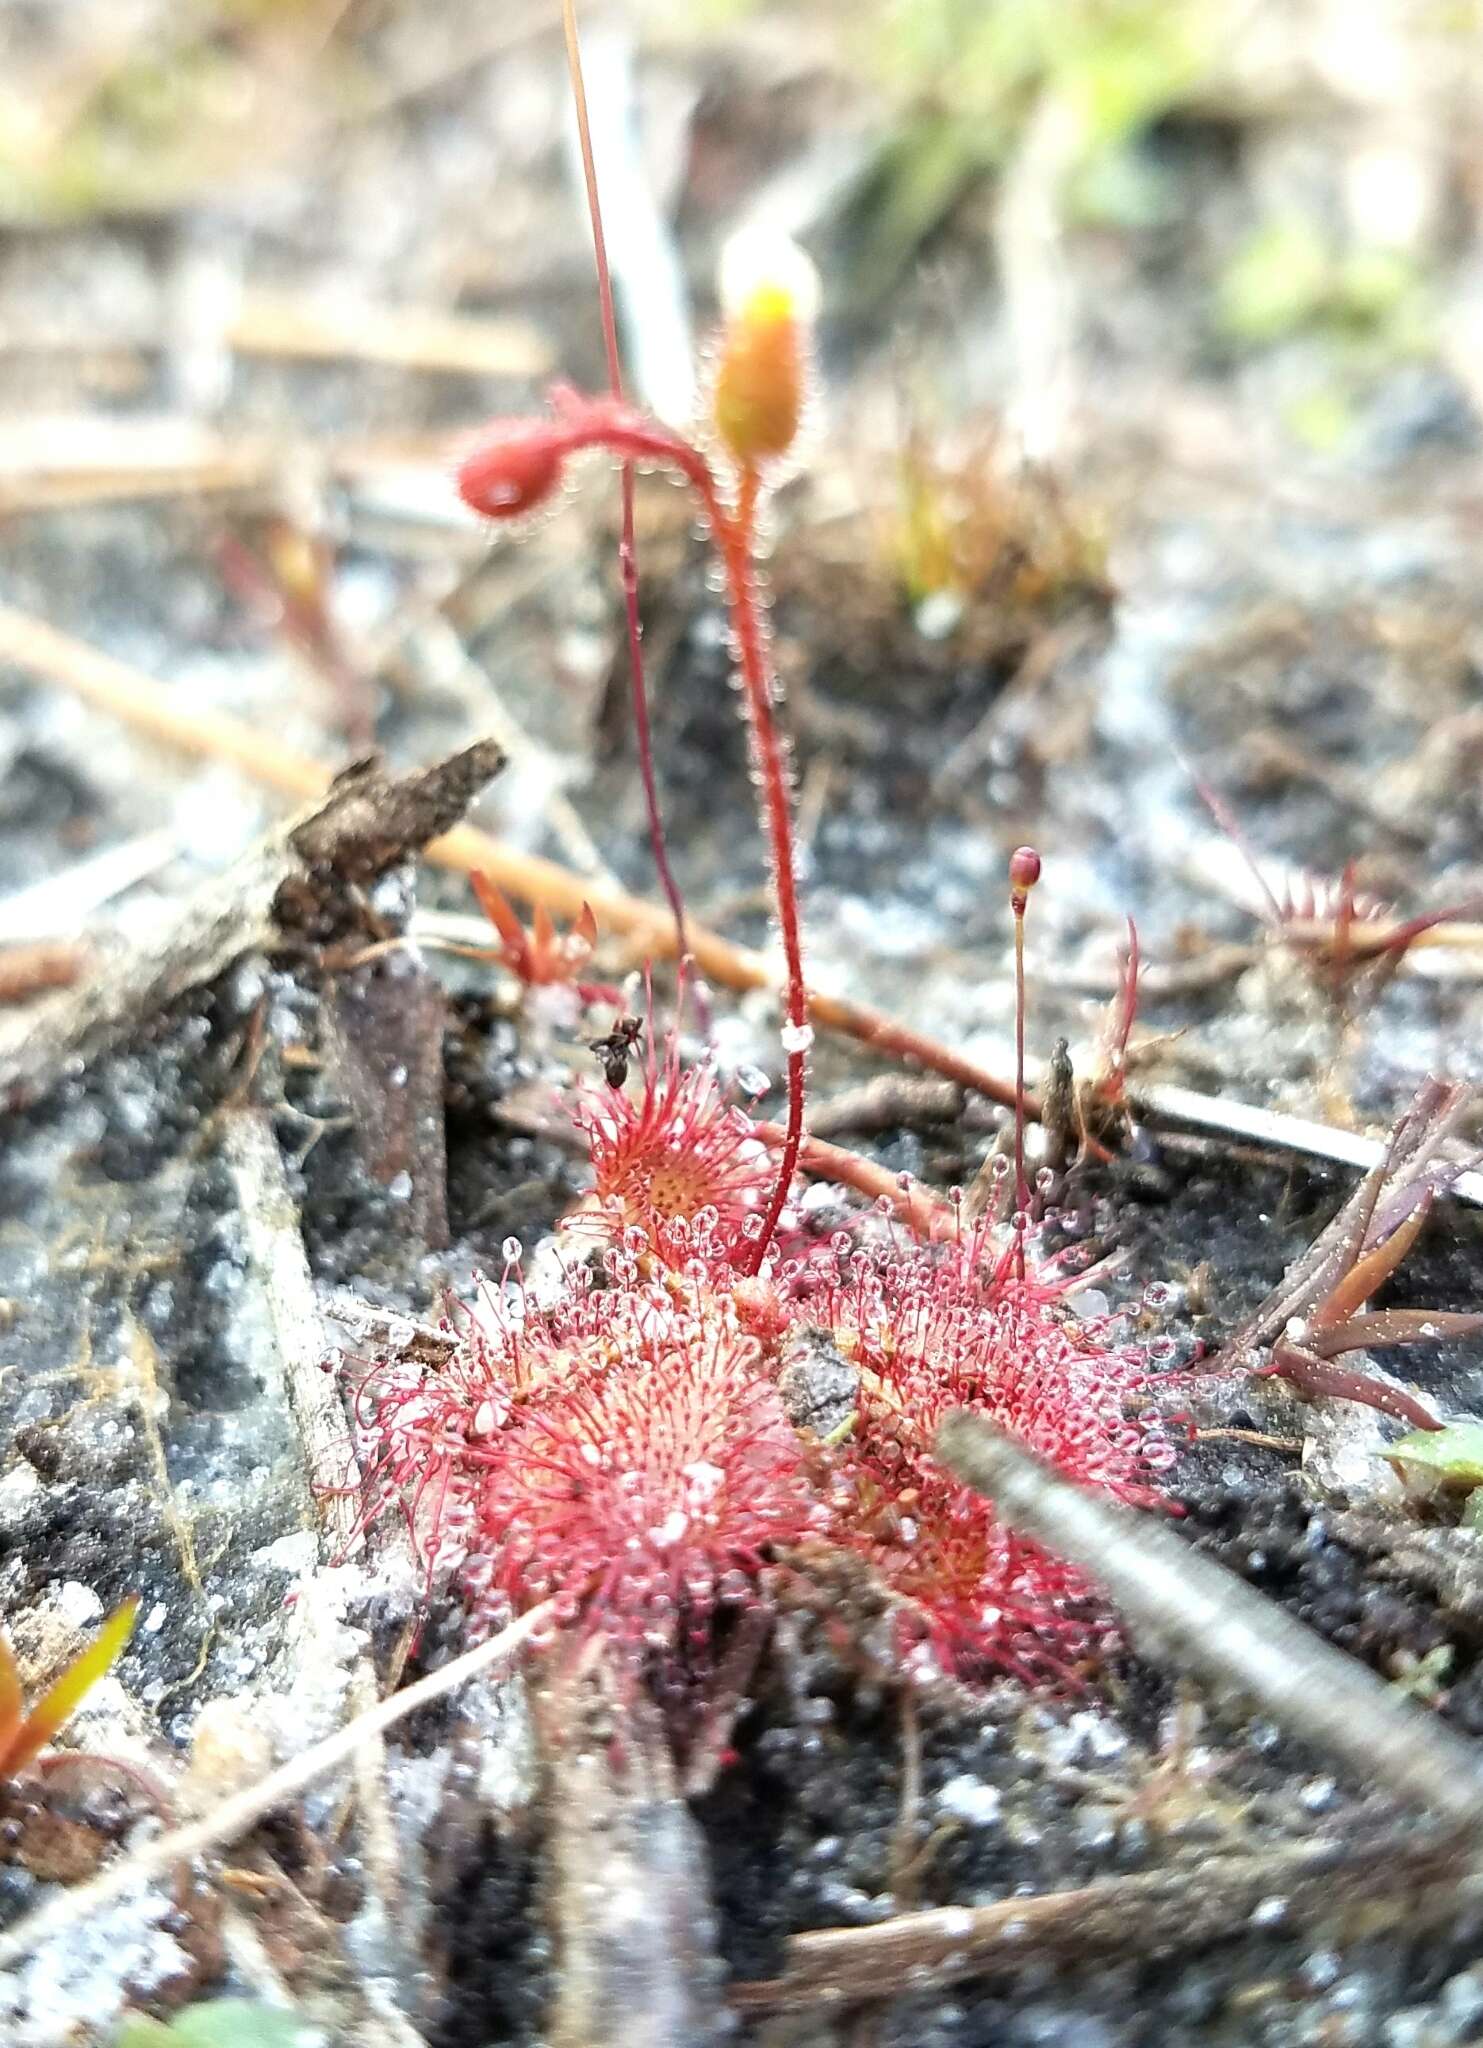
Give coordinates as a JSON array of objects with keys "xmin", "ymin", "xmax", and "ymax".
[
  {"xmin": 457, "ymin": 421, "xmax": 568, "ymax": 519},
  {"xmin": 1010, "ymin": 845, "xmax": 1042, "ymax": 912},
  {"xmin": 711, "ymin": 229, "xmax": 819, "ymax": 470}
]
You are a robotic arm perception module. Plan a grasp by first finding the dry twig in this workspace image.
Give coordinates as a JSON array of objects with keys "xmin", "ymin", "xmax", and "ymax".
[
  {"xmin": 0, "ymin": 940, "xmax": 86, "ymax": 1003},
  {"xmin": 227, "ymin": 288, "xmax": 551, "ymax": 381},
  {"xmin": 1131, "ymin": 1079, "xmax": 1483, "ymax": 1210},
  {"xmin": 541, "ymin": 1680, "xmax": 728, "ymax": 2048},
  {"xmin": 0, "ymin": 737, "xmax": 503, "ymax": 1107},
  {"xmin": 732, "ymin": 1827, "xmax": 1468, "ymax": 2014},
  {"xmin": 0, "ymin": 602, "xmax": 1021, "ymax": 1109},
  {"xmin": 0, "ymin": 1600, "xmax": 554, "ymax": 1974},
  {"xmin": 935, "ymin": 1410, "xmax": 1483, "ymax": 1830}
]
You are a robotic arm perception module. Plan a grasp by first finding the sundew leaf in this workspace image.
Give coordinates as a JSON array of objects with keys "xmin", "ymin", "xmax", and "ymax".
[
  {"xmin": 1385, "ymin": 1422, "xmax": 1483, "ymax": 1489},
  {"xmin": 116, "ymin": 2000, "xmax": 319, "ymax": 2047}
]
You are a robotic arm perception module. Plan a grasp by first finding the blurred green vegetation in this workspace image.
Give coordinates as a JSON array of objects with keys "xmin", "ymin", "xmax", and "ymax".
[
  {"xmin": 0, "ymin": 0, "xmax": 360, "ymax": 222},
  {"xmin": 1215, "ymin": 213, "xmax": 1436, "ymax": 450},
  {"xmin": 835, "ymin": 0, "xmax": 1223, "ymax": 304},
  {"xmin": 117, "ymin": 2002, "xmax": 314, "ymax": 2048},
  {"xmin": 1218, "ymin": 218, "xmax": 1430, "ymax": 350}
]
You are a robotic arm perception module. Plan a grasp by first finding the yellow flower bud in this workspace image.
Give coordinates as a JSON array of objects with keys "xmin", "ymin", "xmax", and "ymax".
[{"xmin": 711, "ymin": 229, "xmax": 819, "ymax": 470}]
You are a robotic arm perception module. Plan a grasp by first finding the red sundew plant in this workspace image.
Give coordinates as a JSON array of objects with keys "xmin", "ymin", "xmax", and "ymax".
[
  {"xmin": 1195, "ymin": 774, "xmax": 1479, "ymax": 1013},
  {"xmin": 346, "ymin": 1199, "xmax": 1173, "ymax": 1689},
  {"xmin": 568, "ymin": 1024, "xmax": 777, "ymax": 1267},
  {"xmin": 467, "ymin": 1316, "xmax": 818, "ymax": 1658},
  {"xmin": 347, "ymin": 1265, "xmax": 822, "ymax": 1662},
  {"xmin": 795, "ymin": 1223, "xmax": 1174, "ymax": 1682},
  {"xmin": 467, "ymin": 872, "xmax": 618, "ymax": 1005},
  {"xmin": 346, "ymin": 850, "xmax": 1186, "ymax": 1696}
]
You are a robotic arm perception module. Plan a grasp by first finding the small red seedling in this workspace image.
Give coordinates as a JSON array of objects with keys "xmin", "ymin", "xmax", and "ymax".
[
  {"xmin": 808, "ymin": 1218, "xmax": 1172, "ymax": 1683},
  {"xmin": 1258, "ymin": 1181, "xmax": 1483, "ymax": 1430},
  {"xmin": 467, "ymin": 871, "xmax": 620, "ymax": 1007},
  {"xmin": 474, "ymin": 1314, "xmax": 817, "ymax": 1661},
  {"xmin": 1196, "ymin": 775, "xmax": 1480, "ymax": 1013},
  {"xmin": 570, "ymin": 1025, "xmax": 776, "ymax": 1267}
]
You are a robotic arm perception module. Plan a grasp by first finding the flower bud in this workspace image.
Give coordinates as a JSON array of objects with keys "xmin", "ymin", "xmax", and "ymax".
[
  {"xmin": 458, "ymin": 423, "xmax": 567, "ymax": 519},
  {"xmin": 711, "ymin": 229, "xmax": 819, "ymax": 470},
  {"xmin": 1009, "ymin": 845, "xmax": 1041, "ymax": 910}
]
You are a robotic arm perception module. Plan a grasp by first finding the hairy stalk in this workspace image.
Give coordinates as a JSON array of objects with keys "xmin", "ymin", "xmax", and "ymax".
[
  {"xmin": 461, "ymin": 400, "xmax": 809, "ymax": 1266},
  {"xmin": 559, "ymin": 0, "xmax": 695, "ymax": 995},
  {"xmin": 1009, "ymin": 848, "xmax": 1040, "ymax": 1281},
  {"xmin": 722, "ymin": 466, "xmax": 809, "ymax": 1271}
]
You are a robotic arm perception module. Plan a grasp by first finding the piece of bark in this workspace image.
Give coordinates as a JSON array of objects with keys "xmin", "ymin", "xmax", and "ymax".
[
  {"xmin": 542, "ymin": 1681, "xmax": 730, "ymax": 2048},
  {"xmin": 220, "ymin": 1108, "xmax": 369, "ymax": 1559},
  {"xmin": 321, "ymin": 954, "xmax": 451, "ymax": 1249},
  {"xmin": 0, "ymin": 741, "xmax": 503, "ymax": 1110}
]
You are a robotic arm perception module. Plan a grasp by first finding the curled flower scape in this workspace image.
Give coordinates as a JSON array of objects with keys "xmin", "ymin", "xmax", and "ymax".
[{"xmin": 456, "ymin": 239, "xmax": 823, "ymax": 1278}]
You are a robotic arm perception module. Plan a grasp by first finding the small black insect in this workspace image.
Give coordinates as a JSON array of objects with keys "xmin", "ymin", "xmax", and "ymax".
[{"xmin": 588, "ymin": 1015, "xmax": 644, "ymax": 1089}]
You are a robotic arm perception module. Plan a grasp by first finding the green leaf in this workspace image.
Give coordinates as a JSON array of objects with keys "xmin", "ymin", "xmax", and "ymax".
[
  {"xmin": 117, "ymin": 2002, "xmax": 317, "ymax": 2048},
  {"xmin": 1385, "ymin": 1422, "xmax": 1483, "ymax": 1489},
  {"xmin": 1217, "ymin": 218, "xmax": 1331, "ymax": 344}
]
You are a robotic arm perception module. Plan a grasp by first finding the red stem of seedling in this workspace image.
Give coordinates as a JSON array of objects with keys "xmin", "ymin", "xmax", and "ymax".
[
  {"xmin": 1009, "ymin": 846, "xmax": 1041, "ymax": 1282},
  {"xmin": 559, "ymin": 0, "xmax": 699, "ymax": 1016}
]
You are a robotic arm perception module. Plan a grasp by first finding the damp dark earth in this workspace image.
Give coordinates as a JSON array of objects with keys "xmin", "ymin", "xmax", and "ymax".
[{"xmin": 4, "ymin": 4, "xmax": 1483, "ymax": 2045}]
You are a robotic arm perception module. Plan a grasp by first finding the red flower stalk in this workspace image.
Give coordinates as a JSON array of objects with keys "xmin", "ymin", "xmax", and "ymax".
[
  {"xmin": 559, "ymin": 0, "xmax": 696, "ymax": 1000},
  {"xmin": 570, "ymin": 1027, "xmax": 777, "ymax": 1267},
  {"xmin": 457, "ymin": 234, "xmax": 822, "ymax": 1276}
]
